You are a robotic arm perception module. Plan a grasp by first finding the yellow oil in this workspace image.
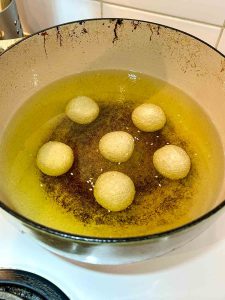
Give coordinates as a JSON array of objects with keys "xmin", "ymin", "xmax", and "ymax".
[{"xmin": 0, "ymin": 70, "xmax": 223, "ymax": 238}]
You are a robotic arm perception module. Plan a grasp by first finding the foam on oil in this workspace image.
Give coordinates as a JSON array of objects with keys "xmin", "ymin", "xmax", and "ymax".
[{"xmin": 0, "ymin": 70, "xmax": 223, "ymax": 237}]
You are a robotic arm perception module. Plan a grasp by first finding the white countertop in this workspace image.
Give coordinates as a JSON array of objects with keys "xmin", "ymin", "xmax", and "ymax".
[
  {"xmin": 0, "ymin": 38, "xmax": 22, "ymax": 51},
  {"xmin": 1, "ymin": 212, "xmax": 225, "ymax": 299}
]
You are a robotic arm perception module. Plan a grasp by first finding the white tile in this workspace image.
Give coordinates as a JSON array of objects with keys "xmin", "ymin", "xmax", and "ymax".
[
  {"xmin": 103, "ymin": 3, "xmax": 221, "ymax": 46},
  {"xmin": 16, "ymin": 0, "xmax": 101, "ymax": 34},
  {"xmin": 103, "ymin": 0, "xmax": 225, "ymax": 26},
  {"xmin": 217, "ymin": 29, "xmax": 225, "ymax": 54}
]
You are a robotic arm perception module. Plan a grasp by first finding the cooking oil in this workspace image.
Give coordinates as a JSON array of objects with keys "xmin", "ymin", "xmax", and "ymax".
[{"xmin": 0, "ymin": 70, "xmax": 223, "ymax": 237}]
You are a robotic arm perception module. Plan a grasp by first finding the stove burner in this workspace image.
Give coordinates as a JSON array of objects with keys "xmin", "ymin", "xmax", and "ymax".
[{"xmin": 0, "ymin": 269, "xmax": 69, "ymax": 300}]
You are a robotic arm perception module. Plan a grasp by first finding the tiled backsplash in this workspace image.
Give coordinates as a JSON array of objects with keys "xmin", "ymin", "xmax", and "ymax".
[
  {"xmin": 16, "ymin": 0, "xmax": 225, "ymax": 53},
  {"xmin": 102, "ymin": 3, "xmax": 221, "ymax": 46}
]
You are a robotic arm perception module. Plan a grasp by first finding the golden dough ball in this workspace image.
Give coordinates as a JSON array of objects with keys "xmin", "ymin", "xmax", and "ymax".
[
  {"xmin": 65, "ymin": 96, "xmax": 99, "ymax": 124},
  {"xmin": 94, "ymin": 171, "xmax": 136, "ymax": 212},
  {"xmin": 132, "ymin": 103, "xmax": 166, "ymax": 132},
  {"xmin": 153, "ymin": 145, "xmax": 191, "ymax": 180},
  {"xmin": 36, "ymin": 141, "xmax": 74, "ymax": 176},
  {"xmin": 99, "ymin": 131, "xmax": 134, "ymax": 163}
]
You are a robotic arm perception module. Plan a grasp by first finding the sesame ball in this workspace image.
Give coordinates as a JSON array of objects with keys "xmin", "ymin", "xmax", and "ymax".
[
  {"xmin": 94, "ymin": 171, "xmax": 136, "ymax": 211},
  {"xmin": 36, "ymin": 141, "xmax": 74, "ymax": 176},
  {"xmin": 153, "ymin": 145, "xmax": 191, "ymax": 180},
  {"xmin": 99, "ymin": 131, "xmax": 134, "ymax": 163},
  {"xmin": 65, "ymin": 96, "xmax": 99, "ymax": 124},
  {"xmin": 132, "ymin": 103, "xmax": 166, "ymax": 132}
]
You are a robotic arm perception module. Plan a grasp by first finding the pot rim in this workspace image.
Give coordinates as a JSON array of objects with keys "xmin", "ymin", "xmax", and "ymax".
[{"xmin": 0, "ymin": 17, "xmax": 225, "ymax": 244}]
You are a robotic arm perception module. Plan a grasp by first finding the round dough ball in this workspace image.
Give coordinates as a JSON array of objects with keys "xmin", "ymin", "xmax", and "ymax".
[
  {"xmin": 132, "ymin": 103, "xmax": 166, "ymax": 132},
  {"xmin": 94, "ymin": 171, "xmax": 136, "ymax": 212},
  {"xmin": 65, "ymin": 96, "xmax": 99, "ymax": 124},
  {"xmin": 153, "ymin": 145, "xmax": 191, "ymax": 180},
  {"xmin": 99, "ymin": 131, "xmax": 134, "ymax": 163},
  {"xmin": 36, "ymin": 141, "xmax": 74, "ymax": 176}
]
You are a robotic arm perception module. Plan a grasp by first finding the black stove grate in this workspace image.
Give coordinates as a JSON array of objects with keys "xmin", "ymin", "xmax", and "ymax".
[{"xmin": 0, "ymin": 270, "xmax": 69, "ymax": 300}]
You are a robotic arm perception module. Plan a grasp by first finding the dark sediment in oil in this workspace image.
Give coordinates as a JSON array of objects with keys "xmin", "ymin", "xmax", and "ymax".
[{"xmin": 41, "ymin": 101, "xmax": 196, "ymax": 227}]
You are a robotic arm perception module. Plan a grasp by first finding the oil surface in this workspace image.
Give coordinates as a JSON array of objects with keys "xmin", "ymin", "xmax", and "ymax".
[{"xmin": 0, "ymin": 70, "xmax": 223, "ymax": 237}]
